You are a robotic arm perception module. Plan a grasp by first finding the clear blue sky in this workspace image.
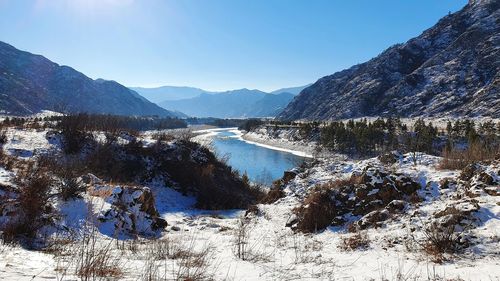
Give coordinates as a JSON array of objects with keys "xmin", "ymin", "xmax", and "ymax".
[{"xmin": 0, "ymin": 0, "xmax": 467, "ymax": 92}]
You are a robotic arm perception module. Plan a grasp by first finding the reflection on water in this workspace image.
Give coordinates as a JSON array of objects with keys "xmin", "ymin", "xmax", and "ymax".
[{"xmin": 209, "ymin": 129, "xmax": 306, "ymax": 186}]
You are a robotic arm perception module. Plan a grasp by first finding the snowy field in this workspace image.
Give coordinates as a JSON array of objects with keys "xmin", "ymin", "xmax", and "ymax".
[{"xmin": 0, "ymin": 126, "xmax": 498, "ymax": 280}]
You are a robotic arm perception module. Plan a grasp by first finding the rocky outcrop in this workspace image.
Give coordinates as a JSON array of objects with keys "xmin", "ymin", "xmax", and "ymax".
[
  {"xmin": 98, "ymin": 185, "xmax": 167, "ymax": 238},
  {"xmin": 458, "ymin": 162, "xmax": 499, "ymax": 196},
  {"xmin": 279, "ymin": 0, "xmax": 499, "ymax": 120},
  {"xmin": 292, "ymin": 166, "xmax": 421, "ymax": 232}
]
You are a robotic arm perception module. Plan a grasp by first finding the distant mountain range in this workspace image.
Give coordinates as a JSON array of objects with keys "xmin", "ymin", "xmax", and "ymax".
[
  {"xmin": 159, "ymin": 89, "xmax": 294, "ymax": 118},
  {"xmin": 133, "ymin": 84, "xmax": 309, "ymax": 118},
  {"xmin": 279, "ymin": 0, "xmax": 499, "ymax": 120},
  {"xmin": 130, "ymin": 86, "xmax": 209, "ymax": 103},
  {"xmin": 0, "ymin": 41, "xmax": 178, "ymax": 117}
]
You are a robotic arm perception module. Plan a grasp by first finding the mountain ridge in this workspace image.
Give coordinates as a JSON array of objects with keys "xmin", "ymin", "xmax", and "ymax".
[
  {"xmin": 0, "ymin": 41, "xmax": 178, "ymax": 117},
  {"xmin": 279, "ymin": 0, "xmax": 499, "ymax": 120},
  {"xmin": 159, "ymin": 88, "xmax": 294, "ymax": 118}
]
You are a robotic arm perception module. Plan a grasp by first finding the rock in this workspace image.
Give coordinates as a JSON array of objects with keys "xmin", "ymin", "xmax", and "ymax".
[
  {"xmin": 171, "ymin": 226, "xmax": 181, "ymax": 231},
  {"xmin": 460, "ymin": 164, "xmax": 478, "ymax": 181},
  {"xmin": 386, "ymin": 200, "xmax": 407, "ymax": 213},
  {"xmin": 245, "ymin": 205, "xmax": 260, "ymax": 217},
  {"xmin": 283, "ymin": 169, "xmax": 299, "ymax": 184},
  {"xmin": 478, "ymin": 172, "xmax": 494, "ymax": 185},
  {"xmin": 358, "ymin": 209, "xmax": 390, "ymax": 229},
  {"xmin": 378, "ymin": 151, "xmax": 402, "ymax": 165},
  {"xmin": 439, "ymin": 178, "xmax": 454, "ymax": 189},
  {"xmin": 98, "ymin": 185, "xmax": 167, "ymax": 237},
  {"xmin": 285, "ymin": 214, "xmax": 298, "ymax": 228},
  {"xmin": 80, "ymin": 173, "xmax": 103, "ymax": 185},
  {"xmin": 434, "ymin": 199, "xmax": 480, "ymax": 228},
  {"xmin": 393, "ymin": 175, "xmax": 420, "ymax": 195},
  {"xmin": 484, "ymin": 186, "xmax": 499, "ymax": 196}
]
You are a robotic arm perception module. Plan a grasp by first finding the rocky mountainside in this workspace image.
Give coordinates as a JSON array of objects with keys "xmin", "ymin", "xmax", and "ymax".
[
  {"xmin": 0, "ymin": 41, "xmax": 177, "ymax": 117},
  {"xmin": 160, "ymin": 89, "xmax": 295, "ymax": 118},
  {"xmin": 270, "ymin": 84, "xmax": 311, "ymax": 95},
  {"xmin": 279, "ymin": 0, "xmax": 499, "ymax": 120}
]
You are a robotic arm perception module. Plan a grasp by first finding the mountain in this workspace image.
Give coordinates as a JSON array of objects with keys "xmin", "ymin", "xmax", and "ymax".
[
  {"xmin": 131, "ymin": 86, "xmax": 214, "ymax": 103},
  {"xmin": 279, "ymin": 0, "xmax": 499, "ymax": 120},
  {"xmin": 250, "ymin": 92, "xmax": 295, "ymax": 117},
  {"xmin": 0, "ymin": 41, "xmax": 177, "ymax": 117},
  {"xmin": 159, "ymin": 88, "xmax": 294, "ymax": 118},
  {"xmin": 270, "ymin": 84, "xmax": 311, "ymax": 95}
]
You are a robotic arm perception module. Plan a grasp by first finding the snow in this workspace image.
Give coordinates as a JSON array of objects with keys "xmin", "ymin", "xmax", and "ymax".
[{"xmin": 0, "ymin": 127, "xmax": 499, "ymax": 280}]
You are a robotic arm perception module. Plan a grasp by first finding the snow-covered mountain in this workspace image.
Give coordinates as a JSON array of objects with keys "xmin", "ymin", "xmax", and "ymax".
[
  {"xmin": 0, "ymin": 41, "xmax": 178, "ymax": 117},
  {"xmin": 279, "ymin": 0, "xmax": 499, "ymax": 120}
]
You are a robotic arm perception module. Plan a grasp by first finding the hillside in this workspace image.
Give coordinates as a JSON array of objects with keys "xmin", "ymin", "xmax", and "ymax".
[
  {"xmin": 0, "ymin": 41, "xmax": 177, "ymax": 117},
  {"xmin": 279, "ymin": 0, "xmax": 499, "ymax": 120}
]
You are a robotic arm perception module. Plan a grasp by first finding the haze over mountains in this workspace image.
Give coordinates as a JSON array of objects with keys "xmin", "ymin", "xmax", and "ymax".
[
  {"xmin": 133, "ymin": 85, "xmax": 308, "ymax": 118},
  {"xmin": 280, "ymin": 0, "xmax": 499, "ymax": 120},
  {"xmin": 0, "ymin": 41, "xmax": 178, "ymax": 117}
]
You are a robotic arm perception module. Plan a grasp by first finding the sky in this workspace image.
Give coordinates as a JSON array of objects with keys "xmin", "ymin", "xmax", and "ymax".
[{"xmin": 0, "ymin": 0, "xmax": 467, "ymax": 92}]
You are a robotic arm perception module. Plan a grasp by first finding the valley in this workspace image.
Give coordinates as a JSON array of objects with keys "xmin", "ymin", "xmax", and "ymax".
[{"xmin": 0, "ymin": 0, "xmax": 499, "ymax": 280}]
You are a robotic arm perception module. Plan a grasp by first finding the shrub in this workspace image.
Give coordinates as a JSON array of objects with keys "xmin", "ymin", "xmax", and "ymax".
[
  {"xmin": 76, "ymin": 226, "xmax": 123, "ymax": 280},
  {"xmin": 59, "ymin": 115, "xmax": 94, "ymax": 154},
  {"xmin": 421, "ymin": 222, "xmax": 462, "ymax": 263},
  {"xmin": 293, "ymin": 186, "xmax": 337, "ymax": 233},
  {"xmin": 260, "ymin": 181, "xmax": 285, "ymax": 204},
  {"xmin": 2, "ymin": 164, "xmax": 54, "ymax": 244}
]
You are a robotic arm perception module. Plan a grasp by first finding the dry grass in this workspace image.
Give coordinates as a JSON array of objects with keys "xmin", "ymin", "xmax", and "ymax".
[
  {"xmin": 438, "ymin": 142, "xmax": 499, "ymax": 170},
  {"xmin": 421, "ymin": 222, "xmax": 461, "ymax": 263},
  {"xmin": 338, "ymin": 232, "xmax": 370, "ymax": 251},
  {"xmin": 294, "ymin": 185, "xmax": 337, "ymax": 233}
]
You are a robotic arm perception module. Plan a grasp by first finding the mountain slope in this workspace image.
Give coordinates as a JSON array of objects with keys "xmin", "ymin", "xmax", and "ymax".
[
  {"xmin": 270, "ymin": 84, "xmax": 311, "ymax": 95},
  {"xmin": 0, "ymin": 41, "xmax": 177, "ymax": 117},
  {"xmin": 250, "ymin": 92, "xmax": 295, "ymax": 117},
  {"xmin": 279, "ymin": 0, "xmax": 499, "ymax": 120},
  {"xmin": 131, "ymin": 86, "xmax": 213, "ymax": 103}
]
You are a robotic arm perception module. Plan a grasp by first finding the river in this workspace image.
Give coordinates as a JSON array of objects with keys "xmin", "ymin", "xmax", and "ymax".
[{"xmin": 195, "ymin": 128, "xmax": 307, "ymax": 186}]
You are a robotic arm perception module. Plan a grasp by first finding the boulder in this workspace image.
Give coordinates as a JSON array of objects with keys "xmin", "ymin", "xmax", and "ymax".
[
  {"xmin": 459, "ymin": 164, "xmax": 478, "ymax": 181},
  {"xmin": 98, "ymin": 185, "xmax": 167, "ymax": 237},
  {"xmin": 283, "ymin": 169, "xmax": 299, "ymax": 184},
  {"xmin": 358, "ymin": 209, "xmax": 390, "ymax": 229},
  {"xmin": 433, "ymin": 199, "xmax": 480, "ymax": 228}
]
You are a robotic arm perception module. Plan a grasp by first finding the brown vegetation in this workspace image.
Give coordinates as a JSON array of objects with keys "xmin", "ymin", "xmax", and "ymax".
[
  {"xmin": 439, "ymin": 141, "xmax": 499, "ymax": 170},
  {"xmin": 293, "ymin": 185, "xmax": 336, "ymax": 233},
  {"xmin": 338, "ymin": 232, "xmax": 370, "ymax": 251},
  {"xmin": 1, "ymin": 164, "xmax": 54, "ymax": 245}
]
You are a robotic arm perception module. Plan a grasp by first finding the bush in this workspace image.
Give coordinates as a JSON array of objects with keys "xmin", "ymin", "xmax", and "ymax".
[
  {"xmin": 293, "ymin": 186, "xmax": 336, "ymax": 233},
  {"xmin": 2, "ymin": 164, "xmax": 54, "ymax": 244},
  {"xmin": 59, "ymin": 115, "xmax": 94, "ymax": 154},
  {"xmin": 421, "ymin": 222, "xmax": 462, "ymax": 263},
  {"xmin": 260, "ymin": 181, "xmax": 285, "ymax": 204}
]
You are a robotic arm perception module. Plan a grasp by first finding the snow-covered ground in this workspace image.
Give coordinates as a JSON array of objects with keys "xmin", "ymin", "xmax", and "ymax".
[{"xmin": 0, "ymin": 127, "xmax": 498, "ymax": 280}]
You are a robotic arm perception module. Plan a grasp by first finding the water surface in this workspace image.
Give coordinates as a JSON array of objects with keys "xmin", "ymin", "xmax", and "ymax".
[{"xmin": 206, "ymin": 129, "xmax": 306, "ymax": 185}]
